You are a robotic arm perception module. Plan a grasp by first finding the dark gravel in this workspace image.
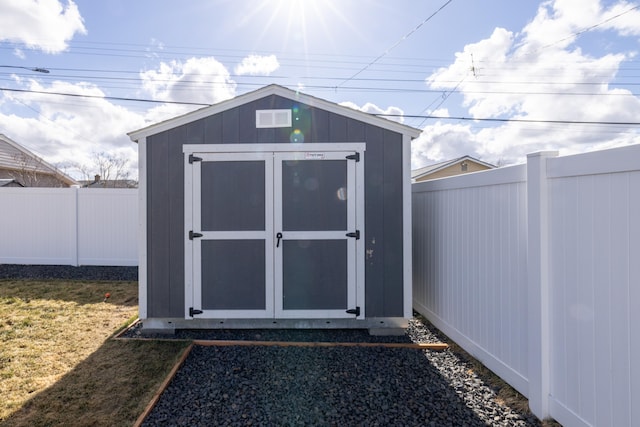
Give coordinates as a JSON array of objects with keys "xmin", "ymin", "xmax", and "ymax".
[
  {"xmin": 0, "ymin": 264, "xmax": 137, "ymax": 281},
  {"xmin": 0, "ymin": 265, "xmax": 541, "ymax": 426},
  {"xmin": 140, "ymin": 318, "xmax": 542, "ymax": 427}
]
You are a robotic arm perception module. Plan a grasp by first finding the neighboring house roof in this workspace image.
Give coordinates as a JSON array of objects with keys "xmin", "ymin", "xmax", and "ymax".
[
  {"xmin": 0, "ymin": 178, "xmax": 24, "ymax": 187},
  {"xmin": 79, "ymin": 175, "xmax": 138, "ymax": 188},
  {"xmin": 0, "ymin": 133, "xmax": 78, "ymax": 187},
  {"xmin": 129, "ymin": 84, "xmax": 422, "ymax": 142},
  {"xmin": 412, "ymin": 155, "xmax": 496, "ymax": 181}
]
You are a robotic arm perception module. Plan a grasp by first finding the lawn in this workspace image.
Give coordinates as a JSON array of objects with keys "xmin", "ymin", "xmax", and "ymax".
[{"xmin": 0, "ymin": 279, "xmax": 190, "ymax": 426}]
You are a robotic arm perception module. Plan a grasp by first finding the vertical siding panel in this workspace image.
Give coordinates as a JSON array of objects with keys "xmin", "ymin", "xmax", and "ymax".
[
  {"xmin": 238, "ymin": 103, "xmax": 257, "ymax": 142},
  {"xmin": 550, "ymin": 176, "xmax": 570, "ymax": 405},
  {"xmin": 310, "ymin": 108, "xmax": 329, "ymax": 142},
  {"xmin": 629, "ymin": 171, "xmax": 640, "ymax": 427},
  {"xmin": 382, "ymin": 130, "xmax": 404, "ymax": 316},
  {"xmin": 481, "ymin": 184, "xmax": 488, "ymax": 342},
  {"xmin": 221, "ymin": 108, "xmax": 240, "ymax": 143},
  {"xmin": 185, "ymin": 119, "xmax": 204, "ymax": 145},
  {"xmin": 147, "ymin": 132, "xmax": 170, "ymax": 317},
  {"xmin": 363, "ymin": 123, "xmax": 384, "ymax": 316},
  {"xmin": 167, "ymin": 126, "xmax": 186, "ymax": 316},
  {"xmin": 578, "ymin": 175, "xmax": 600, "ymax": 424},
  {"xmin": 610, "ymin": 172, "xmax": 632, "ymax": 427},
  {"xmin": 519, "ymin": 182, "xmax": 529, "ymax": 376},
  {"xmin": 203, "ymin": 114, "xmax": 223, "ymax": 144}
]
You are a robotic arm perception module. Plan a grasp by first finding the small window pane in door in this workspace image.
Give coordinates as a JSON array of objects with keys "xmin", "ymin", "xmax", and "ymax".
[
  {"xmin": 282, "ymin": 240, "xmax": 347, "ymax": 310},
  {"xmin": 281, "ymin": 160, "xmax": 347, "ymax": 231},
  {"xmin": 201, "ymin": 161, "xmax": 265, "ymax": 231},
  {"xmin": 202, "ymin": 240, "xmax": 265, "ymax": 310}
]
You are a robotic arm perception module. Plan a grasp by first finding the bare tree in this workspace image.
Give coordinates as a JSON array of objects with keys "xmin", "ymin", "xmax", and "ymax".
[
  {"xmin": 73, "ymin": 151, "xmax": 135, "ymax": 188},
  {"xmin": 10, "ymin": 152, "xmax": 44, "ymax": 187}
]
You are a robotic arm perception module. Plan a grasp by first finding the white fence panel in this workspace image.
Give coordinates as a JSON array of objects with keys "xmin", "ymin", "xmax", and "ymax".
[
  {"xmin": 412, "ymin": 164, "xmax": 530, "ymax": 396},
  {"xmin": 413, "ymin": 143, "xmax": 640, "ymax": 427},
  {"xmin": 77, "ymin": 189, "xmax": 138, "ymax": 266},
  {"xmin": 0, "ymin": 188, "xmax": 137, "ymax": 266},
  {"xmin": 0, "ymin": 188, "xmax": 77, "ymax": 265},
  {"xmin": 546, "ymin": 149, "xmax": 640, "ymax": 427}
]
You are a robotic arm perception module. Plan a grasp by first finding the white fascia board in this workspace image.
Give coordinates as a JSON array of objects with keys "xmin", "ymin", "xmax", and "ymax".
[
  {"xmin": 128, "ymin": 85, "xmax": 422, "ymax": 142},
  {"xmin": 137, "ymin": 136, "xmax": 148, "ymax": 319}
]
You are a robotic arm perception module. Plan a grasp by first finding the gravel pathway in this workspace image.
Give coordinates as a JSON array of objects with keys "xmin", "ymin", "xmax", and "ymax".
[
  {"xmin": 0, "ymin": 265, "xmax": 542, "ymax": 426},
  {"xmin": 139, "ymin": 318, "xmax": 541, "ymax": 426}
]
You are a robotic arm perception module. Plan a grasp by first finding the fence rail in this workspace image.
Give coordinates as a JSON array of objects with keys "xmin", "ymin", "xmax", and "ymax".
[
  {"xmin": 412, "ymin": 144, "xmax": 640, "ymax": 427},
  {"xmin": 0, "ymin": 188, "xmax": 137, "ymax": 266}
]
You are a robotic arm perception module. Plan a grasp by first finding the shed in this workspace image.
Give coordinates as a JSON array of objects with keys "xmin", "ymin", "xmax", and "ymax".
[{"xmin": 128, "ymin": 84, "xmax": 422, "ymax": 332}]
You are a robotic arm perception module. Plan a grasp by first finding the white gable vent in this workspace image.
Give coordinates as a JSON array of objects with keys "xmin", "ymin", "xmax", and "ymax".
[{"xmin": 256, "ymin": 109, "xmax": 292, "ymax": 128}]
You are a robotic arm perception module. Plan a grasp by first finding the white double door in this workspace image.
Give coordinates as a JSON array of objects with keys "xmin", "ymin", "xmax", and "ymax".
[{"xmin": 184, "ymin": 144, "xmax": 365, "ymax": 320}]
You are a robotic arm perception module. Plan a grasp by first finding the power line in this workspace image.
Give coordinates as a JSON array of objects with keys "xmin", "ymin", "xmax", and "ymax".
[
  {"xmin": 336, "ymin": 0, "xmax": 454, "ymax": 87},
  {"xmin": 0, "ymin": 87, "xmax": 210, "ymax": 106},
  {"xmin": 3, "ymin": 85, "xmax": 639, "ymax": 127},
  {"xmin": 381, "ymin": 114, "xmax": 640, "ymax": 126}
]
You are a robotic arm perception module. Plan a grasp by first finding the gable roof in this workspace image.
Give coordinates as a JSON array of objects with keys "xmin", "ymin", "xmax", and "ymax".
[
  {"xmin": 411, "ymin": 155, "xmax": 496, "ymax": 180},
  {"xmin": 0, "ymin": 134, "xmax": 78, "ymax": 186},
  {"xmin": 128, "ymin": 84, "xmax": 422, "ymax": 142}
]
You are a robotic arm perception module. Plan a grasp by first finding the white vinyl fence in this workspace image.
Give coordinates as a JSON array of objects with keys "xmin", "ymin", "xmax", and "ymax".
[
  {"xmin": 413, "ymin": 144, "xmax": 640, "ymax": 427},
  {"xmin": 0, "ymin": 188, "xmax": 137, "ymax": 266}
]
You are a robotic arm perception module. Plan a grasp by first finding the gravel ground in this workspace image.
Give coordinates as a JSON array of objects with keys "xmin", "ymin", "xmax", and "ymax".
[
  {"xmin": 1, "ymin": 265, "xmax": 542, "ymax": 426},
  {"xmin": 0, "ymin": 264, "xmax": 138, "ymax": 281},
  {"xmin": 139, "ymin": 318, "xmax": 542, "ymax": 427}
]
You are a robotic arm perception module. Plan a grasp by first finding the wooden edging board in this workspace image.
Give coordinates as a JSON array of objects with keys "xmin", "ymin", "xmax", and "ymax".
[
  {"xmin": 193, "ymin": 339, "xmax": 449, "ymax": 350},
  {"xmin": 133, "ymin": 343, "xmax": 194, "ymax": 427}
]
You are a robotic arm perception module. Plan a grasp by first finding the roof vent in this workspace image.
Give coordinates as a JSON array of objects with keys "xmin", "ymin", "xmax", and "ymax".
[{"xmin": 256, "ymin": 109, "xmax": 292, "ymax": 128}]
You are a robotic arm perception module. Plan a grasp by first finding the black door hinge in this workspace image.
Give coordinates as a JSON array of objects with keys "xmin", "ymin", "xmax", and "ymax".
[
  {"xmin": 189, "ymin": 230, "xmax": 203, "ymax": 240},
  {"xmin": 346, "ymin": 306, "xmax": 360, "ymax": 316},
  {"xmin": 346, "ymin": 152, "xmax": 360, "ymax": 162},
  {"xmin": 189, "ymin": 154, "xmax": 202, "ymax": 164},
  {"xmin": 189, "ymin": 307, "xmax": 203, "ymax": 317},
  {"xmin": 346, "ymin": 230, "xmax": 360, "ymax": 240}
]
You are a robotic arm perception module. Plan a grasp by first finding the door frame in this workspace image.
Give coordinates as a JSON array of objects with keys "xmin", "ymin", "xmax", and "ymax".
[{"xmin": 183, "ymin": 143, "xmax": 366, "ymax": 320}]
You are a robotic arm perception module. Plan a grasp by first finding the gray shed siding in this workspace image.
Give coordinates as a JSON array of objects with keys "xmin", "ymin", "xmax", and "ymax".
[{"xmin": 146, "ymin": 94, "xmax": 404, "ymax": 318}]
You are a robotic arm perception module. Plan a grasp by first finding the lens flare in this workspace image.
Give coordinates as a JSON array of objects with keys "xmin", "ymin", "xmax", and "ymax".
[{"xmin": 290, "ymin": 129, "xmax": 304, "ymax": 143}]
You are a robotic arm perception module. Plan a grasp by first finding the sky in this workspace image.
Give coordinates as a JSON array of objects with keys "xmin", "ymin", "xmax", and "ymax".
[{"xmin": 1, "ymin": 0, "xmax": 639, "ymax": 179}]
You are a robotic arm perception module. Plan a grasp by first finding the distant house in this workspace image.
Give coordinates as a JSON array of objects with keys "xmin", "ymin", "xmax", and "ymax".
[
  {"xmin": 0, "ymin": 134, "xmax": 78, "ymax": 187},
  {"xmin": 0, "ymin": 179, "xmax": 24, "ymax": 187},
  {"xmin": 412, "ymin": 155, "xmax": 495, "ymax": 182},
  {"xmin": 80, "ymin": 174, "xmax": 137, "ymax": 189}
]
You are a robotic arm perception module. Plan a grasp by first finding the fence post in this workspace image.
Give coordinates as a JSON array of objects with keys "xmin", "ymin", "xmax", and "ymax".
[
  {"xmin": 526, "ymin": 151, "xmax": 557, "ymax": 419},
  {"xmin": 73, "ymin": 187, "xmax": 80, "ymax": 267}
]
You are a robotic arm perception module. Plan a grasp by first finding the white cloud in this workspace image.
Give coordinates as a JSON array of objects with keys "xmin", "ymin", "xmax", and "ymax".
[
  {"xmin": 0, "ymin": 57, "xmax": 241, "ymax": 179},
  {"xmin": 0, "ymin": 0, "xmax": 86, "ymax": 54},
  {"xmin": 0, "ymin": 79, "xmax": 145, "ymax": 179},
  {"xmin": 140, "ymin": 57, "xmax": 237, "ymax": 106},
  {"xmin": 339, "ymin": 101, "xmax": 405, "ymax": 124},
  {"xmin": 234, "ymin": 54, "xmax": 280, "ymax": 76},
  {"xmin": 419, "ymin": 0, "xmax": 640, "ymax": 169}
]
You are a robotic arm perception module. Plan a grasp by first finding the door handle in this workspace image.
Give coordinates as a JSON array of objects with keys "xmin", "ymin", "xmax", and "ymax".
[{"xmin": 276, "ymin": 232, "xmax": 283, "ymax": 248}]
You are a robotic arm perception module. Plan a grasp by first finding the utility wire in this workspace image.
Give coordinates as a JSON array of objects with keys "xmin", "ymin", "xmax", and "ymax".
[
  {"xmin": 336, "ymin": 0, "xmax": 453, "ymax": 88},
  {"xmin": 537, "ymin": 4, "xmax": 640, "ymax": 52},
  {"xmin": 381, "ymin": 114, "xmax": 640, "ymax": 126},
  {"xmin": 3, "ymin": 86, "xmax": 639, "ymax": 126},
  {"xmin": 0, "ymin": 87, "xmax": 210, "ymax": 106}
]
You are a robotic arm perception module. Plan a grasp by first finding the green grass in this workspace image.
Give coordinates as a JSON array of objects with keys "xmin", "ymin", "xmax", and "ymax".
[{"xmin": 0, "ymin": 280, "xmax": 190, "ymax": 426}]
